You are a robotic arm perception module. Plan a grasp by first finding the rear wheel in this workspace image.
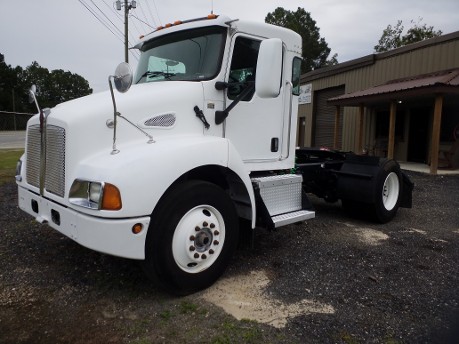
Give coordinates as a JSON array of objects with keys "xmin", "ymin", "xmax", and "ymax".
[
  {"xmin": 341, "ymin": 159, "xmax": 402, "ymax": 223},
  {"xmin": 372, "ymin": 160, "xmax": 402, "ymax": 223},
  {"xmin": 143, "ymin": 180, "xmax": 239, "ymax": 294}
]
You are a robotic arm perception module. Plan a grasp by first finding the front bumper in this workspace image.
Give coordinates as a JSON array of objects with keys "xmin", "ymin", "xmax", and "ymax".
[{"xmin": 18, "ymin": 186, "xmax": 150, "ymax": 259}]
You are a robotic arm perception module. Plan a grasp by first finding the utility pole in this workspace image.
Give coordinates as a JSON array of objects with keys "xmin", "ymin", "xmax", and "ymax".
[{"xmin": 116, "ymin": 0, "xmax": 137, "ymax": 63}]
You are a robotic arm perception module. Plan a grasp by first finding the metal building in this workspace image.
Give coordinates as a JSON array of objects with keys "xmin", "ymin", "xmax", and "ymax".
[{"xmin": 298, "ymin": 31, "xmax": 459, "ymax": 174}]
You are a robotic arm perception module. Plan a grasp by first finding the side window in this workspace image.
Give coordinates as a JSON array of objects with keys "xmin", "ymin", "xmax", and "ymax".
[
  {"xmin": 292, "ymin": 57, "xmax": 302, "ymax": 96},
  {"xmin": 228, "ymin": 37, "xmax": 260, "ymax": 101}
]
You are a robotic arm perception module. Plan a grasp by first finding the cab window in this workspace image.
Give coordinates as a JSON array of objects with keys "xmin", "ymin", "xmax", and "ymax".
[{"xmin": 228, "ymin": 37, "xmax": 260, "ymax": 101}]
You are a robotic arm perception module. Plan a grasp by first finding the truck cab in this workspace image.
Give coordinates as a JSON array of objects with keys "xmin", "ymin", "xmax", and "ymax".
[
  {"xmin": 16, "ymin": 15, "xmax": 312, "ymax": 293},
  {"xmin": 16, "ymin": 14, "xmax": 412, "ymax": 294}
]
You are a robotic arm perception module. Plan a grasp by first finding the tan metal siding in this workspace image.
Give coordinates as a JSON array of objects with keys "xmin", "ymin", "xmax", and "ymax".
[{"xmin": 299, "ymin": 35, "xmax": 459, "ymax": 150}]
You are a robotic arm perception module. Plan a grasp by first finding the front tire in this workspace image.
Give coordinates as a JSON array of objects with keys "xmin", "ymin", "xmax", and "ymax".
[{"xmin": 143, "ymin": 180, "xmax": 239, "ymax": 294}]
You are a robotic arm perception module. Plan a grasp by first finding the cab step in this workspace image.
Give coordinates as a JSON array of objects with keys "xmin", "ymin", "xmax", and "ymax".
[
  {"xmin": 251, "ymin": 174, "xmax": 315, "ymax": 229},
  {"xmin": 272, "ymin": 210, "xmax": 315, "ymax": 228}
]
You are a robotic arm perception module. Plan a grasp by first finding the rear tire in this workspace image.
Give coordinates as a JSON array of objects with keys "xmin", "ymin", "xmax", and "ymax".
[
  {"xmin": 372, "ymin": 160, "xmax": 402, "ymax": 223},
  {"xmin": 143, "ymin": 180, "xmax": 239, "ymax": 295},
  {"xmin": 341, "ymin": 159, "xmax": 402, "ymax": 223}
]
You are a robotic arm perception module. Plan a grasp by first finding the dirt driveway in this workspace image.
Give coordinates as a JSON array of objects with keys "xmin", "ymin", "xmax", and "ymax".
[{"xmin": 1, "ymin": 171, "xmax": 458, "ymax": 343}]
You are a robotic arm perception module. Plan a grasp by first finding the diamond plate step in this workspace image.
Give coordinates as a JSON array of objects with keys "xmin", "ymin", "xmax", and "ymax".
[{"xmin": 272, "ymin": 210, "xmax": 315, "ymax": 228}]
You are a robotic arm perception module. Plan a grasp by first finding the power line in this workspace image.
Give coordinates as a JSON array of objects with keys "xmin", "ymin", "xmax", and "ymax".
[
  {"xmin": 130, "ymin": 14, "xmax": 155, "ymax": 28},
  {"xmin": 78, "ymin": 0, "xmax": 139, "ymax": 62},
  {"xmin": 101, "ymin": 0, "xmax": 124, "ymax": 24},
  {"xmin": 89, "ymin": 0, "xmax": 124, "ymax": 37},
  {"xmin": 152, "ymin": 0, "xmax": 162, "ymax": 26},
  {"xmin": 143, "ymin": 0, "xmax": 158, "ymax": 27},
  {"xmin": 78, "ymin": 0, "xmax": 124, "ymax": 44},
  {"xmin": 137, "ymin": 1, "xmax": 154, "ymax": 30}
]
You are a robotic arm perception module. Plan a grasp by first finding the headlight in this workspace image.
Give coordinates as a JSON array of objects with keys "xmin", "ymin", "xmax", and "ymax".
[
  {"xmin": 89, "ymin": 182, "xmax": 102, "ymax": 203},
  {"xmin": 69, "ymin": 180, "xmax": 122, "ymax": 211}
]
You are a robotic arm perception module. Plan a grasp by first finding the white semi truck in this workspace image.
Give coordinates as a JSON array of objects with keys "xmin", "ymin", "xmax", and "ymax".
[{"xmin": 16, "ymin": 14, "xmax": 413, "ymax": 294}]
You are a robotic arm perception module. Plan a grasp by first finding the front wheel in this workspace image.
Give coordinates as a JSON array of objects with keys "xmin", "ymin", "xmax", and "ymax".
[{"xmin": 143, "ymin": 180, "xmax": 239, "ymax": 294}]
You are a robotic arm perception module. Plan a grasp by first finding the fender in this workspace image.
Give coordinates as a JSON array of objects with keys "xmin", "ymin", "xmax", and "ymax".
[{"xmin": 69, "ymin": 135, "xmax": 256, "ymax": 224}]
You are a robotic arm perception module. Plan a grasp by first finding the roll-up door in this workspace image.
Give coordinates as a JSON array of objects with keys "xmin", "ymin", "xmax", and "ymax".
[{"xmin": 313, "ymin": 86, "xmax": 344, "ymax": 148}]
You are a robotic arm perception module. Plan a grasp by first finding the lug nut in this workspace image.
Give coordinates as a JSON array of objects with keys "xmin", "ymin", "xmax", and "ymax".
[
  {"xmin": 213, "ymin": 240, "xmax": 219, "ymax": 246},
  {"xmin": 201, "ymin": 254, "xmax": 207, "ymax": 259},
  {"xmin": 210, "ymin": 223, "xmax": 215, "ymax": 229},
  {"xmin": 203, "ymin": 221, "xmax": 208, "ymax": 227},
  {"xmin": 190, "ymin": 235, "xmax": 195, "ymax": 241},
  {"xmin": 213, "ymin": 230, "xmax": 220, "ymax": 236},
  {"xmin": 194, "ymin": 253, "xmax": 199, "ymax": 259},
  {"xmin": 195, "ymin": 226, "xmax": 200, "ymax": 231},
  {"xmin": 209, "ymin": 249, "xmax": 214, "ymax": 254},
  {"xmin": 189, "ymin": 246, "xmax": 195, "ymax": 252}
]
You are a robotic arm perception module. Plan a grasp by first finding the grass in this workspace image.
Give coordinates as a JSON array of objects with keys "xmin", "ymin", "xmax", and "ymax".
[{"xmin": 0, "ymin": 149, "xmax": 24, "ymax": 185}]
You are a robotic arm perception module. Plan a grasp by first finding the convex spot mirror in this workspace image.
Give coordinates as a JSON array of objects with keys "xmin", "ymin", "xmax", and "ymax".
[
  {"xmin": 114, "ymin": 62, "xmax": 133, "ymax": 93},
  {"xmin": 28, "ymin": 85, "xmax": 37, "ymax": 103}
]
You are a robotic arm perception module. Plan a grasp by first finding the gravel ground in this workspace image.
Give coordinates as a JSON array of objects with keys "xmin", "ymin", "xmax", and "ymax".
[{"xmin": 1, "ymin": 171, "xmax": 458, "ymax": 343}]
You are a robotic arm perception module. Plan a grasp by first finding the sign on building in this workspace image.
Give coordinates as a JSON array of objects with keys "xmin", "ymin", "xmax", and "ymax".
[{"xmin": 299, "ymin": 84, "xmax": 312, "ymax": 104}]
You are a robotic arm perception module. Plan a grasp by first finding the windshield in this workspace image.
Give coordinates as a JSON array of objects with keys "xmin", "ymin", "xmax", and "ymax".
[{"xmin": 135, "ymin": 26, "xmax": 227, "ymax": 84}]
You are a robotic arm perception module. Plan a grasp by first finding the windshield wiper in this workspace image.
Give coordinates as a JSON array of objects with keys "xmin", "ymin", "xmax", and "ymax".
[{"xmin": 136, "ymin": 71, "xmax": 176, "ymax": 83}]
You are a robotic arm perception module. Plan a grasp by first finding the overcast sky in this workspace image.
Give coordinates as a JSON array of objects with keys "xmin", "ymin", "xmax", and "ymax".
[{"xmin": 1, "ymin": 0, "xmax": 458, "ymax": 93}]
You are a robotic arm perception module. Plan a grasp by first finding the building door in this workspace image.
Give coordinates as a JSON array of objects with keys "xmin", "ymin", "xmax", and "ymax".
[
  {"xmin": 313, "ymin": 86, "xmax": 344, "ymax": 148},
  {"xmin": 408, "ymin": 107, "xmax": 430, "ymax": 163}
]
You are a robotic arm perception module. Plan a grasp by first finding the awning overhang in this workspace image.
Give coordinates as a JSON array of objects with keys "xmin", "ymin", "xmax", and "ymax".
[{"xmin": 328, "ymin": 69, "xmax": 459, "ymax": 107}]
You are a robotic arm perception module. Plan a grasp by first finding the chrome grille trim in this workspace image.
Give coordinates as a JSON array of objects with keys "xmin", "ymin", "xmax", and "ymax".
[
  {"xmin": 144, "ymin": 113, "xmax": 176, "ymax": 127},
  {"xmin": 25, "ymin": 124, "xmax": 66, "ymax": 198},
  {"xmin": 26, "ymin": 125, "xmax": 41, "ymax": 189},
  {"xmin": 45, "ymin": 126, "xmax": 66, "ymax": 197}
]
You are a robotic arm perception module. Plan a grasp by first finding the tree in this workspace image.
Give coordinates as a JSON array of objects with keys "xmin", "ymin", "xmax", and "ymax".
[
  {"xmin": 23, "ymin": 61, "xmax": 93, "ymax": 109},
  {"xmin": 374, "ymin": 19, "xmax": 442, "ymax": 53},
  {"xmin": 0, "ymin": 57, "xmax": 93, "ymax": 113},
  {"xmin": 0, "ymin": 61, "xmax": 24, "ymax": 112},
  {"xmin": 265, "ymin": 7, "xmax": 338, "ymax": 73}
]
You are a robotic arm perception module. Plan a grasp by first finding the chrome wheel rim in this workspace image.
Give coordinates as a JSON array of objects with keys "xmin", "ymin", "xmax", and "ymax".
[
  {"xmin": 172, "ymin": 205, "xmax": 225, "ymax": 273},
  {"xmin": 382, "ymin": 172, "xmax": 400, "ymax": 211}
]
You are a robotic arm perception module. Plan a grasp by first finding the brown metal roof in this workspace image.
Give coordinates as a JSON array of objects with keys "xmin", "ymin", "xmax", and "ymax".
[{"xmin": 328, "ymin": 68, "xmax": 459, "ymax": 106}]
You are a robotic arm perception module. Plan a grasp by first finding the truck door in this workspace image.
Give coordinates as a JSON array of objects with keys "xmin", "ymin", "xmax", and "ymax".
[{"xmin": 223, "ymin": 35, "xmax": 285, "ymax": 163}]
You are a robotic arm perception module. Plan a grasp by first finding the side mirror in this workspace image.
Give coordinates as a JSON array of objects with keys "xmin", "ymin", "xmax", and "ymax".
[
  {"xmin": 114, "ymin": 62, "xmax": 133, "ymax": 93},
  {"xmin": 255, "ymin": 38, "xmax": 283, "ymax": 98}
]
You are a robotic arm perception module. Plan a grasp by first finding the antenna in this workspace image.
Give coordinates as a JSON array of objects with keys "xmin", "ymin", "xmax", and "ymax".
[{"xmin": 211, "ymin": 0, "xmax": 213, "ymax": 14}]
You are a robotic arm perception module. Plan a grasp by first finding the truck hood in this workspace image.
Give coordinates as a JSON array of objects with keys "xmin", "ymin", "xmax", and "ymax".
[{"xmin": 50, "ymin": 81, "xmax": 206, "ymax": 141}]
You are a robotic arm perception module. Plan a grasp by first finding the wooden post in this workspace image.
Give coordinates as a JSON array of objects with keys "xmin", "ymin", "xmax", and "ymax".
[
  {"xmin": 430, "ymin": 95, "xmax": 443, "ymax": 175},
  {"xmin": 334, "ymin": 105, "xmax": 340, "ymax": 150},
  {"xmin": 357, "ymin": 104, "xmax": 364, "ymax": 154},
  {"xmin": 388, "ymin": 101, "xmax": 396, "ymax": 159}
]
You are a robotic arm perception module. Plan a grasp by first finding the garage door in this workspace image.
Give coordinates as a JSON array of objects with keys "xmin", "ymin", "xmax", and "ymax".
[{"xmin": 313, "ymin": 86, "xmax": 344, "ymax": 148}]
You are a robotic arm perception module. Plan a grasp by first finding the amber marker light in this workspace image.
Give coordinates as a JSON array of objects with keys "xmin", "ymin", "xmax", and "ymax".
[
  {"xmin": 101, "ymin": 183, "xmax": 122, "ymax": 210},
  {"xmin": 132, "ymin": 223, "xmax": 143, "ymax": 234},
  {"xmin": 207, "ymin": 13, "xmax": 217, "ymax": 19}
]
